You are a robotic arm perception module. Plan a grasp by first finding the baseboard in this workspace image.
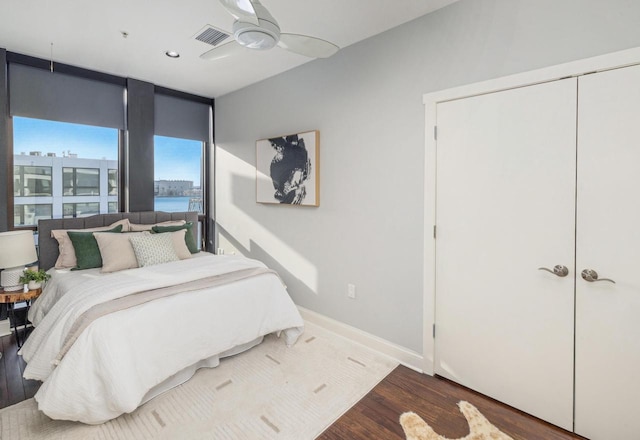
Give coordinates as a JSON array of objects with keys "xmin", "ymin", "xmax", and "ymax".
[
  {"xmin": 298, "ymin": 306, "xmax": 425, "ymax": 373},
  {"xmin": 0, "ymin": 319, "xmax": 10, "ymax": 337}
]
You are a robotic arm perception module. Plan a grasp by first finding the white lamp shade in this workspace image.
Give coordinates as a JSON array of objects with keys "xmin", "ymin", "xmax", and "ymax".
[{"xmin": 0, "ymin": 230, "xmax": 38, "ymax": 269}]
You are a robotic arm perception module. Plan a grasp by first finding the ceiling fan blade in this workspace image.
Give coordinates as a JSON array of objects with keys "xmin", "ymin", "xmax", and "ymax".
[
  {"xmin": 200, "ymin": 40, "xmax": 241, "ymax": 61},
  {"xmin": 278, "ymin": 34, "xmax": 339, "ymax": 58},
  {"xmin": 218, "ymin": 0, "xmax": 259, "ymax": 26}
]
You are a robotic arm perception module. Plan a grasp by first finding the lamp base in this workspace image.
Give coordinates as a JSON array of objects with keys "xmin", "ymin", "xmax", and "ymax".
[{"xmin": 1, "ymin": 266, "xmax": 25, "ymax": 292}]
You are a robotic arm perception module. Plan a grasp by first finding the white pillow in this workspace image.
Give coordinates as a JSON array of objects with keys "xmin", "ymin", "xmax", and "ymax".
[
  {"xmin": 168, "ymin": 229, "xmax": 192, "ymax": 260},
  {"xmin": 94, "ymin": 231, "xmax": 150, "ymax": 273},
  {"xmin": 128, "ymin": 233, "xmax": 180, "ymax": 267}
]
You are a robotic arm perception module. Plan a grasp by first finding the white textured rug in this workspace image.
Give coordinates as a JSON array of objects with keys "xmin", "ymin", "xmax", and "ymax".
[{"xmin": 0, "ymin": 324, "xmax": 397, "ymax": 439}]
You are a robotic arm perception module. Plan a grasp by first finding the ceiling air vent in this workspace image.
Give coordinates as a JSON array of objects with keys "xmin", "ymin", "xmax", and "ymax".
[{"xmin": 194, "ymin": 25, "xmax": 231, "ymax": 46}]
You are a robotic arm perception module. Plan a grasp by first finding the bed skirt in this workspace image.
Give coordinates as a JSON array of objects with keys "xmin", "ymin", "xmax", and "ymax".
[{"xmin": 140, "ymin": 336, "xmax": 264, "ymax": 407}]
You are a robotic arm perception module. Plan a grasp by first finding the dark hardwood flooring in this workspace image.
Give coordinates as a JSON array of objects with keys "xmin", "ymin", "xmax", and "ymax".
[
  {"xmin": 319, "ymin": 365, "xmax": 586, "ymax": 440},
  {"xmin": 0, "ymin": 331, "xmax": 41, "ymax": 409},
  {"xmin": 1, "ymin": 333, "xmax": 585, "ymax": 440}
]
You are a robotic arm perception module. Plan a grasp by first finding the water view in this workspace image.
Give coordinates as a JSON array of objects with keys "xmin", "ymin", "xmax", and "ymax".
[{"xmin": 154, "ymin": 196, "xmax": 199, "ymax": 213}]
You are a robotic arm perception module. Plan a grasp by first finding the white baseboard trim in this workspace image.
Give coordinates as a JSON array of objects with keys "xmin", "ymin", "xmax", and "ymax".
[
  {"xmin": 0, "ymin": 319, "xmax": 10, "ymax": 337},
  {"xmin": 298, "ymin": 306, "xmax": 425, "ymax": 373}
]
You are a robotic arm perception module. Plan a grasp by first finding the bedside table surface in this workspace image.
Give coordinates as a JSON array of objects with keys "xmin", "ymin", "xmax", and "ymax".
[{"xmin": 0, "ymin": 288, "xmax": 42, "ymax": 304}]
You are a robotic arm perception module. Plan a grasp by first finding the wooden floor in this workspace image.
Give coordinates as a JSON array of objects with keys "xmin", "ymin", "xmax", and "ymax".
[
  {"xmin": 0, "ymin": 331, "xmax": 41, "ymax": 409},
  {"xmin": 1, "ymin": 332, "xmax": 585, "ymax": 439},
  {"xmin": 319, "ymin": 365, "xmax": 586, "ymax": 440}
]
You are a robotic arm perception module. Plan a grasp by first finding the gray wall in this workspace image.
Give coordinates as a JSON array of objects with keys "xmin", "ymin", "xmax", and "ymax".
[
  {"xmin": 215, "ymin": 0, "xmax": 640, "ymax": 353},
  {"xmin": 127, "ymin": 79, "xmax": 155, "ymax": 212}
]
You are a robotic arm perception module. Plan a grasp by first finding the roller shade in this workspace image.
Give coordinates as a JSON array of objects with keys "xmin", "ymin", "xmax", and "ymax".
[
  {"xmin": 9, "ymin": 63, "xmax": 125, "ymax": 129},
  {"xmin": 154, "ymin": 93, "xmax": 210, "ymax": 142}
]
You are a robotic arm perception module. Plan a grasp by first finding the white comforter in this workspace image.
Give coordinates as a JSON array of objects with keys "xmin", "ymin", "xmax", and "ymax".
[{"xmin": 20, "ymin": 253, "xmax": 304, "ymax": 424}]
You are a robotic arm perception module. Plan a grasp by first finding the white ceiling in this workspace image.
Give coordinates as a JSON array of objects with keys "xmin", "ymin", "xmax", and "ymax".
[{"xmin": 0, "ymin": 0, "xmax": 458, "ymax": 98}]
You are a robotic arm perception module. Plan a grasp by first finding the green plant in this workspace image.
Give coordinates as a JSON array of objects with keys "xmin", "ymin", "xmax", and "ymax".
[{"xmin": 19, "ymin": 269, "xmax": 51, "ymax": 285}]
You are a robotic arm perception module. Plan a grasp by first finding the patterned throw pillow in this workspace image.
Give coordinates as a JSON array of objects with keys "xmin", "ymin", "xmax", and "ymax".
[{"xmin": 128, "ymin": 233, "xmax": 180, "ymax": 267}]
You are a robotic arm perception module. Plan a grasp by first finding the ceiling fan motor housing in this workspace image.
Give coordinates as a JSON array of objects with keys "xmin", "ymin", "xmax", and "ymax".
[{"xmin": 232, "ymin": 1, "xmax": 280, "ymax": 50}]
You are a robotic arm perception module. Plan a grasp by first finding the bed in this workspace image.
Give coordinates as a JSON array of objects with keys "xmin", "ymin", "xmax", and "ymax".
[{"xmin": 20, "ymin": 211, "xmax": 304, "ymax": 424}]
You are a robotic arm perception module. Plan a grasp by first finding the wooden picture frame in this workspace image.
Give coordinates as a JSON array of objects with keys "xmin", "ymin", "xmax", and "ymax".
[{"xmin": 256, "ymin": 130, "xmax": 319, "ymax": 206}]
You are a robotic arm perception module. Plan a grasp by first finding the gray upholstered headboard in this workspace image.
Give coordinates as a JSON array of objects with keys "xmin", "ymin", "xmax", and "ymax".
[{"xmin": 38, "ymin": 211, "xmax": 199, "ymax": 271}]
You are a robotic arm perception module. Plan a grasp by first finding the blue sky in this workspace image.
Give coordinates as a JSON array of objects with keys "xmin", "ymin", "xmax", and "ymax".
[{"xmin": 13, "ymin": 117, "xmax": 202, "ymax": 184}]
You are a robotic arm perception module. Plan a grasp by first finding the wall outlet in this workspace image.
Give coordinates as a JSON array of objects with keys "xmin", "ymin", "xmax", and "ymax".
[{"xmin": 347, "ymin": 283, "xmax": 356, "ymax": 299}]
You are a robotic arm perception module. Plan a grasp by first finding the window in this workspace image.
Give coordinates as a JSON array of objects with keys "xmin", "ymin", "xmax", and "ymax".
[
  {"xmin": 108, "ymin": 201, "xmax": 118, "ymax": 213},
  {"xmin": 63, "ymin": 202, "xmax": 100, "ymax": 218},
  {"xmin": 14, "ymin": 166, "xmax": 52, "ymax": 196},
  {"xmin": 14, "ymin": 204, "xmax": 52, "ymax": 227},
  {"xmin": 13, "ymin": 117, "xmax": 120, "ymax": 226},
  {"xmin": 154, "ymin": 135, "xmax": 204, "ymax": 214},
  {"xmin": 108, "ymin": 169, "xmax": 118, "ymax": 196},
  {"xmin": 63, "ymin": 168, "xmax": 100, "ymax": 196}
]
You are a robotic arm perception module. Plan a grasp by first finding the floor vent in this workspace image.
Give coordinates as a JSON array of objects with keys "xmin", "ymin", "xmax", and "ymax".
[{"xmin": 194, "ymin": 25, "xmax": 231, "ymax": 46}]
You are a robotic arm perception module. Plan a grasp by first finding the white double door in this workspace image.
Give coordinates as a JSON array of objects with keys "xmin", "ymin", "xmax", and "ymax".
[{"xmin": 434, "ymin": 64, "xmax": 640, "ymax": 440}]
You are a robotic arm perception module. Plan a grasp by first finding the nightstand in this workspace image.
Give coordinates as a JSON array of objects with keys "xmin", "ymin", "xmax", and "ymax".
[{"xmin": 0, "ymin": 288, "xmax": 41, "ymax": 348}]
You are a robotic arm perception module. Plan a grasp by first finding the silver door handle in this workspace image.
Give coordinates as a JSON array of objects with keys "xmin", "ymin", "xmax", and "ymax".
[
  {"xmin": 538, "ymin": 265, "xmax": 569, "ymax": 277},
  {"xmin": 581, "ymin": 269, "xmax": 615, "ymax": 284}
]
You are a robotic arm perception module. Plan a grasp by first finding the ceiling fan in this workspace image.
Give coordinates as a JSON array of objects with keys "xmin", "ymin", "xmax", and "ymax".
[{"xmin": 200, "ymin": 0, "xmax": 339, "ymax": 61}]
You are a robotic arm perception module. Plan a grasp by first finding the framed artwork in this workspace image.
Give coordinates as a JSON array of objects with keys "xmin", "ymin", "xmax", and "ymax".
[{"xmin": 256, "ymin": 130, "xmax": 319, "ymax": 206}]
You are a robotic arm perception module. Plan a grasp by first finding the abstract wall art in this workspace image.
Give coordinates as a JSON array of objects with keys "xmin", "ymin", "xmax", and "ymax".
[{"xmin": 256, "ymin": 130, "xmax": 319, "ymax": 206}]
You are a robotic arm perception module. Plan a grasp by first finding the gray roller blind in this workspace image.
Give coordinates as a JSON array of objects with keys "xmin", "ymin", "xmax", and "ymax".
[
  {"xmin": 9, "ymin": 63, "xmax": 125, "ymax": 129},
  {"xmin": 154, "ymin": 94, "xmax": 210, "ymax": 142}
]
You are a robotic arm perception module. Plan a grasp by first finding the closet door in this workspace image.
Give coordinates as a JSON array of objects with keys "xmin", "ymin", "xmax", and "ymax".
[
  {"xmin": 435, "ymin": 78, "xmax": 577, "ymax": 430},
  {"xmin": 575, "ymin": 65, "xmax": 640, "ymax": 440}
]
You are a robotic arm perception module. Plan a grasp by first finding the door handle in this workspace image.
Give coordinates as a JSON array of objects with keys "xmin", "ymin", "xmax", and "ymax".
[
  {"xmin": 581, "ymin": 269, "xmax": 615, "ymax": 284},
  {"xmin": 538, "ymin": 265, "xmax": 569, "ymax": 277}
]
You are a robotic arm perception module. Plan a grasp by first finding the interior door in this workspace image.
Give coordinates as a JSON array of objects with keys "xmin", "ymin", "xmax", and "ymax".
[
  {"xmin": 575, "ymin": 64, "xmax": 640, "ymax": 440},
  {"xmin": 434, "ymin": 78, "xmax": 577, "ymax": 430}
]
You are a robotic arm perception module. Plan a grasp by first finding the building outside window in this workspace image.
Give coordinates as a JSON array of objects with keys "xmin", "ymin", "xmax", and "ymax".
[
  {"xmin": 63, "ymin": 202, "xmax": 100, "ymax": 218},
  {"xmin": 108, "ymin": 169, "xmax": 118, "ymax": 196},
  {"xmin": 13, "ymin": 117, "xmax": 119, "ymax": 226},
  {"xmin": 14, "ymin": 165, "xmax": 52, "ymax": 197},
  {"xmin": 63, "ymin": 168, "xmax": 100, "ymax": 196},
  {"xmin": 14, "ymin": 204, "xmax": 52, "ymax": 227}
]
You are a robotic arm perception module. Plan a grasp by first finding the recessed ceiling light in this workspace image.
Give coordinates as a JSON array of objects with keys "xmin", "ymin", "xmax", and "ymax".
[{"xmin": 165, "ymin": 50, "xmax": 180, "ymax": 58}]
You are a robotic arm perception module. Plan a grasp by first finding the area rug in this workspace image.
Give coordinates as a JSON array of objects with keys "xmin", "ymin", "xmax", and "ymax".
[
  {"xmin": 400, "ymin": 401, "xmax": 514, "ymax": 440},
  {"xmin": 0, "ymin": 324, "xmax": 397, "ymax": 439}
]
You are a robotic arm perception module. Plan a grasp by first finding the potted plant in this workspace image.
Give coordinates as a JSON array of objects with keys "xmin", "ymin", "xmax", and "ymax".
[{"xmin": 19, "ymin": 269, "xmax": 51, "ymax": 290}]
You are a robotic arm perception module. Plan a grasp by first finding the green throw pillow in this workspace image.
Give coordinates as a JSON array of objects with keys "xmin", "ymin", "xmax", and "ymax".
[
  {"xmin": 152, "ymin": 222, "xmax": 198, "ymax": 254},
  {"xmin": 68, "ymin": 225, "xmax": 123, "ymax": 270}
]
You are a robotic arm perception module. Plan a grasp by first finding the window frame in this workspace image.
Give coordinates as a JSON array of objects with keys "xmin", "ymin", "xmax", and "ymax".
[
  {"xmin": 153, "ymin": 135, "xmax": 205, "ymax": 215},
  {"xmin": 154, "ymin": 135, "xmax": 208, "ymax": 251}
]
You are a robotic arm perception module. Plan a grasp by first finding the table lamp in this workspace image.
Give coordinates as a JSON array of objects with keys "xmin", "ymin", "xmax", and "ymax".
[{"xmin": 0, "ymin": 230, "xmax": 38, "ymax": 291}]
